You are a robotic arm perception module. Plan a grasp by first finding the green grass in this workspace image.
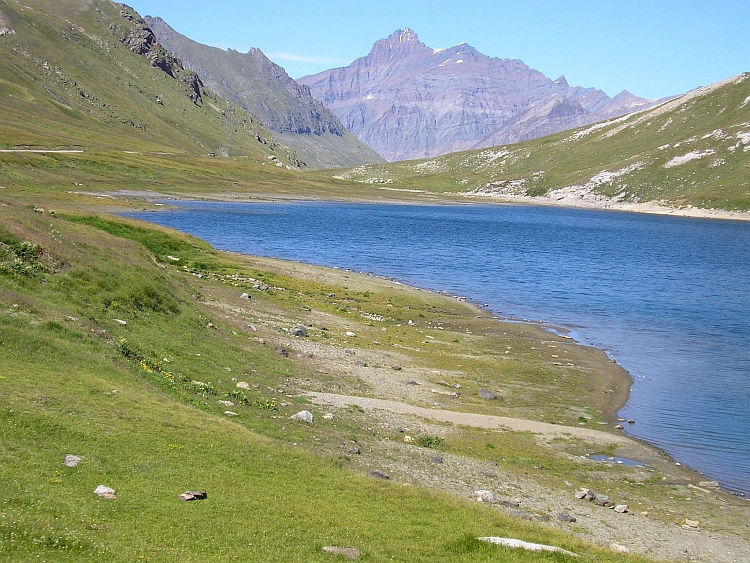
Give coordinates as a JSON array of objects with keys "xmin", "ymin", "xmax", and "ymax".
[{"xmin": 0, "ymin": 201, "xmax": 666, "ymax": 562}]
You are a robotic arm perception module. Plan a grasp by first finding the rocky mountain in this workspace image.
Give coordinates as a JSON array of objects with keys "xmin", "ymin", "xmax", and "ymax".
[
  {"xmin": 330, "ymin": 73, "xmax": 750, "ymax": 212},
  {"xmin": 299, "ymin": 29, "xmax": 659, "ymax": 161},
  {"xmin": 144, "ymin": 16, "xmax": 383, "ymax": 169}
]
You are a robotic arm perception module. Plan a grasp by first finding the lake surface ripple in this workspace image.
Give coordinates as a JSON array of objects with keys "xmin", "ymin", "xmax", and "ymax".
[{"xmin": 125, "ymin": 202, "xmax": 750, "ymax": 496}]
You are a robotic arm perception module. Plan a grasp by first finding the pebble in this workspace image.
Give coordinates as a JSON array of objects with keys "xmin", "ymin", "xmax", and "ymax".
[{"xmin": 322, "ymin": 546, "xmax": 359, "ymax": 560}]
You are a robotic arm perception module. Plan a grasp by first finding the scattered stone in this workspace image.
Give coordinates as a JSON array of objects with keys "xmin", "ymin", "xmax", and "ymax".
[
  {"xmin": 405, "ymin": 379, "xmax": 419, "ymax": 385},
  {"xmin": 682, "ymin": 519, "xmax": 701, "ymax": 531},
  {"xmin": 609, "ymin": 543, "xmax": 630, "ymax": 553},
  {"xmin": 64, "ymin": 454, "xmax": 82, "ymax": 467},
  {"xmin": 576, "ymin": 487, "xmax": 597, "ymax": 501},
  {"xmin": 347, "ymin": 446, "xmax": 361, "ymax": 455},
  {"xmin": 477, "ymin": 388, "xmax": 497, "ymax": 400},
  {"xmin": 113, "ymin": 318, "xmax": 127, "ymax": 325},
  {"xmin": 500, "ymin": 499, "xmax": 521, "ymax": 508},
  {"xmin": 345, "ymin": 331, "xmax": 356, "ymax": 337},
  {"xmin": 615, "ymin": 424, "xmax": 624, "ymax": 429},
  {"xmin": 290, "ymin": 410, "xmax": 313, "ymax": 424},
  {"xmin": 322, "ymin": 413, "xmax": 334, "ymax": 420},
  {"xmin": 278, "ymin": 348, "xmax": 289, "ymax": 357},
  {"xmin": 557, "ymin": 512, "xmax": 577, "ymax": 523},
  {"xmin": 477, "ymin": 537, "xmax": 578, "ymax": 557},
  {"xmin": 628, "ymin": 419, "xmax": 635, "ymax": 424},
  {"xmin": 474, "ymin": 490, "xmax": 496, "ymax": 503},
  {"xmin": 699, "ymin": 481, "xmax": 721, "ymax": 489},
  {"xmin": 593, "ymin": 494, "xmax": 611, "ymax": 506},
  {"xmin": 218, "ymin": 400, "xmax": 235, "ymax": 407},
  {"xmin": 94, "ymin": 485, "xmax": 116, "ymax": 499},
  {"xmin": 613, "ymin": 504, "xmax": 629, "ymax": 513},
  {"xmin": 289, "ymin": 325, "xmax": 308, "ymax": 337},
  {"xmin": 369, "ymin": 470, "xmax": 390, "ymax": 480},
  {"xmin": 391, "ymin": 365, "xmax": 402, "ymax": 371},
  {"xmin": 240, "ymin": 293, "xmax": 251, "ymax": 300},
  {"xmin": 322, "ymin": 546, "xmax": 359, "ymax": 560},
  {"xmin": 178, "ymin": 491, "xmax": 207, "ymax": 501},
  {"xmin": 224, "ymin": 411, "xmax": 238, "ymax": 417},
  {"xmin": 507, "ymin": 509, "xmax": 533, "ymax": 520},
  {"xmin": 430, "ymin": 456, "xmax": 443, "ymax": 464},
  {"xmin": 236, "ymin": 381, "xmax": 251, "ymax": 390}
]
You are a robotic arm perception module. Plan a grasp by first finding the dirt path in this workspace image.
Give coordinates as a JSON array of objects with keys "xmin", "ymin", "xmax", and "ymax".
[{"xmin": 307, "ymin": 391, "xmax": 628, "ymax": 445}]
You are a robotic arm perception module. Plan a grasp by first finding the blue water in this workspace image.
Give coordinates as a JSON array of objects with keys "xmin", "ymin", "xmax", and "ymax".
[{"xmin": 125, "ymin": 201, "xmax": 750, "ymax": 496}]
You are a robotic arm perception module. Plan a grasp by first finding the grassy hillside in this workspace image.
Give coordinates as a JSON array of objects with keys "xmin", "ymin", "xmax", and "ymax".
[
  {"xmin": 2, "ymin": 200, "xmax": 691, "ymax": 562},
  {"xmin": 0, "ymin": 0, "xmax": 301, "ymax": 166},
  {"xmin": 326, "ymin": 74, "xmax": 750, "ymax": 211}
]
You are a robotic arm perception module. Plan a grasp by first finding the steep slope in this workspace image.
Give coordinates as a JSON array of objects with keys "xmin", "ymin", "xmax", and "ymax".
[
  {"xmin": 144, "ymin": 16, "xmax": 383, "ymax": 169},
  {"xmin": 299, "ymin": 29, "xmax": 658, "ymax": 161},
  {"xmin": 0, "ymin": 0, "xmax": 301, "ymax": 166},
  {"xmin": 328, "ymin": 74, "xmax": 750, "ymax": 212}
]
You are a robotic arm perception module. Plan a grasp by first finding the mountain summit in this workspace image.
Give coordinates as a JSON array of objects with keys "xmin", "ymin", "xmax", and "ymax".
[{"xmin": 299, "ymin": 29, "xmax": 658, "ymax": 161}]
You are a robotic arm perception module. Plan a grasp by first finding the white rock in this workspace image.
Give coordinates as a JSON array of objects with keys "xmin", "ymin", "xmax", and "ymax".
[
  {"xmin": 63, "ymin": 454, "xmax": 81, "ymax": 467},
  {"xmin": 477, "ymin": 537, "xmax": 577, "ymax": 557},
  {"xmin": 474, "ymin": 490, "xmax": 495, "ymax": 503},
  {"xmin": 218, "ymin": 400, "xmax": 235, "ymax": 407},
  {"xmin": 224, "ymin": 411, "xmax": 238, "ymax": 417},
  {"xmin": 94, "ymin": 485, "xmax": 116, "ymax": 499},
  {"xmin": 613, "ymin": 504, "xmax": 629, "ymax": 513},
  {"xmin": 236, "ymin": 381, "xmax": 251, "ymax": 390},
  {"xmin": 322, "ymin": 413, "xmax": 334, "ymax": 420},
  {"xmin": 290, "ymin": 410, "xmax": 313, "ymax": 424},
  {"xmin": 345, "ymin": 331, "xmax": 356, "ymax": 337},
  {"xmin": 609, "ymin": 543, "xmax": 630, "ymax": 553}
]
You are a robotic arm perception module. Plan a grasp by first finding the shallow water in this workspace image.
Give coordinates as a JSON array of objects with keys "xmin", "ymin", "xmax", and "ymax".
[{"xmin": 124, "ymin": 201, "xmax": 750, "ymax": 495}]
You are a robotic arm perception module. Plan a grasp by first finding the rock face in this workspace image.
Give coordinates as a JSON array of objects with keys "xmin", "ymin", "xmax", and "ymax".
[
  {"xmin": 298, "ymin": 29, "xmax": 659, "ymax": 161},
  {"xmin": 144, "ymin": 16, "xmax": 383, "ymax": 169}
]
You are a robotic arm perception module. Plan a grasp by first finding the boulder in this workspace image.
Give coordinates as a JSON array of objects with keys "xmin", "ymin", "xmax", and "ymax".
[
  {"xmin": 218, "ymin": 400, "xmax": 235, "ymax": 407},
  {"xmin": 94, "ymin": 485, "xmax": 116, "ymax": 499},
  {"xmin": 613, "ymin": 504, "xmax": 629, "ymax": 513},
  {"xmin": 477, "ymin": 388, "xmax": 497, "ymax": 400},
  {"xmin": 557, "ymin": 513, "xmax": 577, "ymax": 523},
  {"xmin": 290, "ymin": 410, "xmax": 313, "ymax": 424},
  {"xmin": 236, "ymin": 381, "xmax": 251, "ymax": 390},
  {"xmin": 240, "ymin": 293, "xmax": 251, "ymax": 300},
  {"xmin": 289, "ymin": 325, "xmax": 308, "ymax": 337},
  {"xmin": 224, "ymin": 411, "xmax": 238, "ymax": 417},
  {"xmin": 369, "ymin": 470, "xmax": 390, "ymax": 480}
]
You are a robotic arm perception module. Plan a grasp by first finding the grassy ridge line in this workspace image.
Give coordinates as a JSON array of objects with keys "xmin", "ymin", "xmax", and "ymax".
[
  {"xmin": 2, "ymin": 201, "xmax": 660, "ymax": 562},
  {"xmin": 0, "ymin": 0, "xmax": 302, "ymax": 165},
  {"xmin": 324, "ymin": 74, "xmax": 750, "ymax": 212}
]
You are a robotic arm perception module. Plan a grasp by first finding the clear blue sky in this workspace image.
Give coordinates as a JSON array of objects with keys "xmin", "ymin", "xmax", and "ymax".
[{"xmin": 126, "ymin": 0, "xmax": 749, "ymax": 100}]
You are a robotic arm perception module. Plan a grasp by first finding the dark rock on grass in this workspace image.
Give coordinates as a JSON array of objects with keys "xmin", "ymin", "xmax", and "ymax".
[
  {"xmin": 557, "ymin": 512, "xmax": 577, "ymax": 523},
  {"xmin": 179, "ymin": 491, "xmax": 208, "ymax": 501},
  {"xmin": 369, "ymin": 470, "xmax": 390, "ymax": 480},
  {"xmin": 478, "ymin": 388, "xmax": 498, "ymax": 400},
  {"xmin": 289, "ymin": 325, "xmax": 308, "ymax": 337},
  {"xmin": 391, "ymin": 365, "xmax": 401, "ymax": 371}
]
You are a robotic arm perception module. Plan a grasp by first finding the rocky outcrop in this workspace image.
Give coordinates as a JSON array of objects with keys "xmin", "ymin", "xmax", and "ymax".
[
  {"xmin": 114, "ymin": 8, "xmax": 203, "ymax": 104},
  {"xmin": 299, "ymin": 29, "xmax": 660, "ymax": 161},
  {"xmin": 144, "ymin": 16, "xmax": 383, "ymax": 168}
]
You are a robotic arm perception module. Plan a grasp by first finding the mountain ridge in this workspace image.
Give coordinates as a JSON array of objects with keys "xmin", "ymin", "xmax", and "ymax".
[
  {"xmin": 144, "ymin": 16, "xmax": 383, "ymax": 169},
  {"xmin": 299, "ymin": 29, "xmax": 660, "ymax": 161}
]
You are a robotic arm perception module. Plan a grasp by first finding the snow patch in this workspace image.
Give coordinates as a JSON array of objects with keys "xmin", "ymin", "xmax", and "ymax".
[
  {"xmin": 701, "ymin": 129, "xmax": 726, "ymax": 140},
  {"xmin": 565, "ymin": 114, "xmax": 632, "ymax": 141},
  {"xmin": 663, "ymin": 150, "xmax": 716, "ymax": 168},
  {"xmin": 736, "ymin": 131, "xmax": 750, "ymax": 144},
  {"xmin": 432, "ymin": 48, "xmax": 445, "ymax": 54},
  {"xmin": 456, "ymin": 59, "xmax": 464, "ymax": 64},
  {"xmin": 364, "ymin": 94, "xmax": 374, "ymax": 100}
]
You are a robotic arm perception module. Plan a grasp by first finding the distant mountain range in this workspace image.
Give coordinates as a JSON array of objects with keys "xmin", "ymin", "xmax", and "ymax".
[
  {"xmin": 299, "ymin": 29, "xmax": 661, "ymax": 161},
  {"xmin": 144, "ymin": 17, "xmax": 383, "ymax": 169}
]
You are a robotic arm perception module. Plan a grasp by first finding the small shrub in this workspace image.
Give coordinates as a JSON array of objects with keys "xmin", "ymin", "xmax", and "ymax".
[
  {"xmin": 224, "ymin": 390, "xmax": 248, "ymax": 404},
  {"xmin": 415, "ymin": 435, "xmax": 445, "ymax": 449},
  {"xmin": 255, "ymin": 399, "xmax": 277, "ymax": 411}
]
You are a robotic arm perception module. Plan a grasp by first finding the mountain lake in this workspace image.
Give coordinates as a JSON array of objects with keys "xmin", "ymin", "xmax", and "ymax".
[{"xmin": 124, "ymin": 201, "xmax": 750, "ymax": 497}]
